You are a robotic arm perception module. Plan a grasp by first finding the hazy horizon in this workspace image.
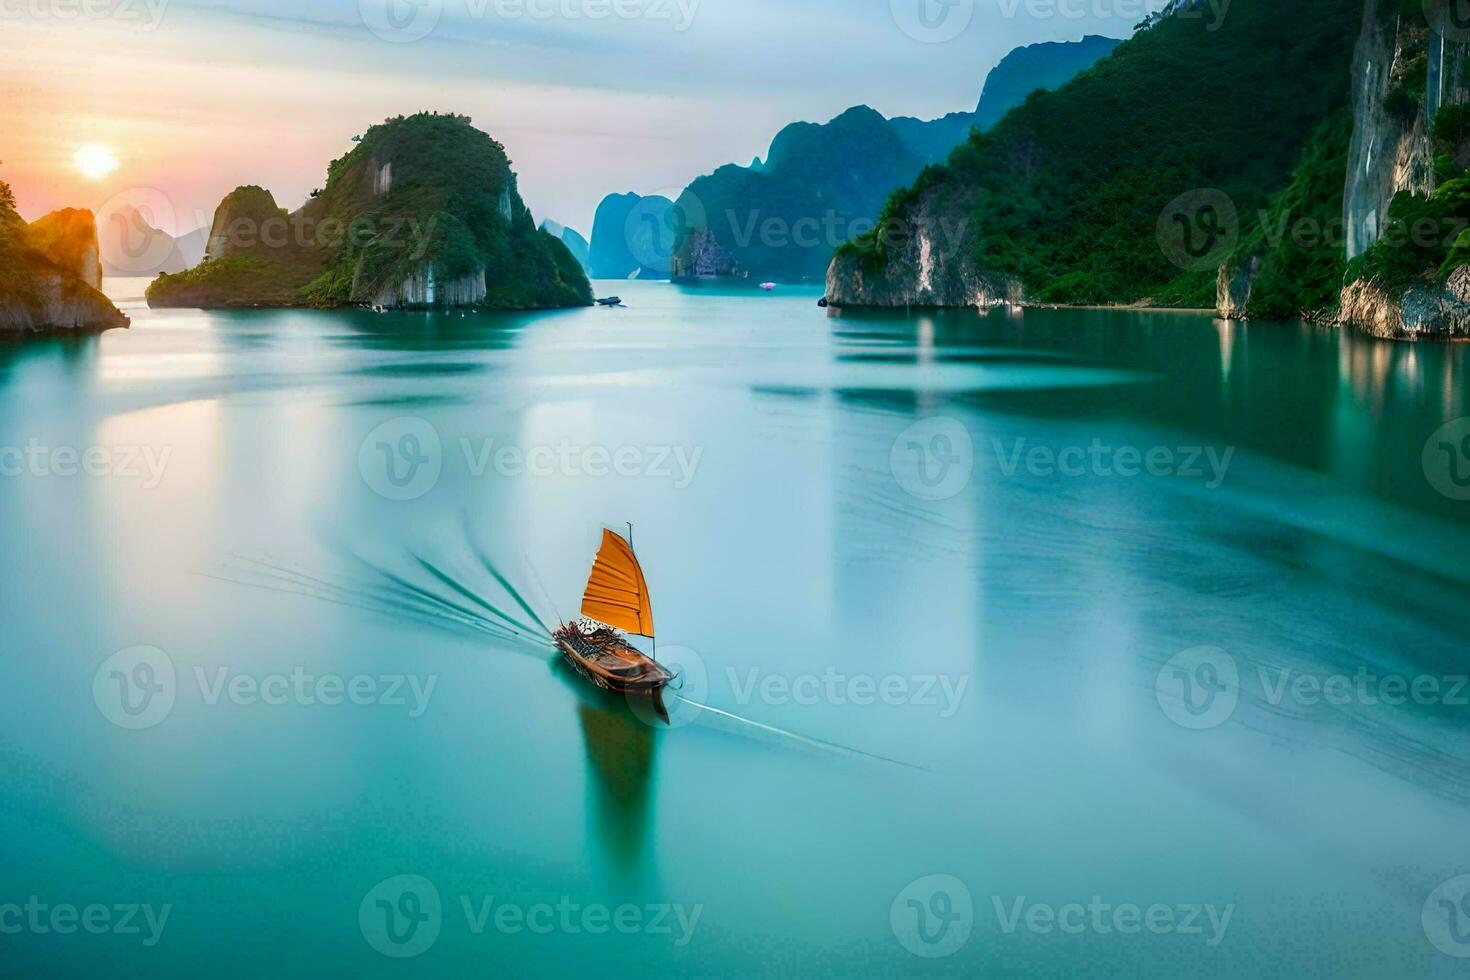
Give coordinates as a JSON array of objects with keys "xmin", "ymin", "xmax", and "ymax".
[{"xmin": 2, "ymin": 0, "xmax": 1143, "ymax": 238}]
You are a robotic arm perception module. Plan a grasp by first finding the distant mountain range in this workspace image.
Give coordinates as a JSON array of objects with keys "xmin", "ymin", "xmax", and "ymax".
[
  {"xmin": 99, "ymin": 205, "xmax": 207, "ymax": 278},
  {"xmin": 587, "ymin": 35, "xmax": 1122, "ymax": 283}
]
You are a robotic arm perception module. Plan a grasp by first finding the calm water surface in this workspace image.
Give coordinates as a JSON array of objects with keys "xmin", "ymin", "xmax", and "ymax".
[{"xmin": 2, "ymin": 279, "xmax": 1468, "ymax": 977}]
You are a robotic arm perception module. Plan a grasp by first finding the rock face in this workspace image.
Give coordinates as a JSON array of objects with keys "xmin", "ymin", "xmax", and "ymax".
[
  {"xmin": 827, "ymin": 180, "xmax": 1017, "ymax": 308},
  {"xmin": 203, "ymin": 185, "xmax": 290, "ymax": 263},
  {"xmin": 0, "ymin": 262, "xmax": 129, "ymax": 334},
  {"xmin": 1331, "ymin": 4, "xmax": 1470, "ymax": 337},
  {"xmin": 672, "ymin": 228, "xmax": 736, "ymax": 279},
  {"xmin": 588, "ymin": 193, "xmax": 674, "ymax": 280},
  {"xmin": 0, "ymin": 189, "xmax": 128, "ymax": 335},
  {"xmin": 1342, "ymin": 5, "xmax": 1434, "ymax": 262},
  {"xmin": 1336, "ymin": 265, "xmax": 1470, "ymax": 338},
  {"xmin": 26, "ymin": 209, "xmax": 102, "ymax": 289},
  {"xmin": 1216, "ymin": 254, "xmax": 1262, "ymax": 319},
  {"xmin": 148, "ymin": 112, "xmax": 591, "ymax": 311}
]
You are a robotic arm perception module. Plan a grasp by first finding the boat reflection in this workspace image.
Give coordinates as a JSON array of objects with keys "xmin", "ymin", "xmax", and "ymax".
[{"xmin": 577, "ymin": 700, "xmax": 658, "ymax": 877}]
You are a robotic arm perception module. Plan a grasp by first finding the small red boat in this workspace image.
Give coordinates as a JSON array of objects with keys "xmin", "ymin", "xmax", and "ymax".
[{"xmin": 554, "ymin": 528, "xmax": 673, "ymax": 722}]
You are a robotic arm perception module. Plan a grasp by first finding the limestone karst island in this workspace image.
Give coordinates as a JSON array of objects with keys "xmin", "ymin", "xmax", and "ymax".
[{"xmin": 2, "ymin": 2, "xmax": 1469, "ymax": 978}]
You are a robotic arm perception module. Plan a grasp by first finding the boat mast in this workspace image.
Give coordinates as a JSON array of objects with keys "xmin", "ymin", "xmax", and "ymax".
[{"xmin": 627, "ymin": 522, "xmax": 655, "ymax": 662}]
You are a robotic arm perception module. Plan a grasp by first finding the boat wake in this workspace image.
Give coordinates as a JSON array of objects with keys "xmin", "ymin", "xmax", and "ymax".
[{"xmin": 204, "ymin": 516, "xmax": 927, "ymax": 771}]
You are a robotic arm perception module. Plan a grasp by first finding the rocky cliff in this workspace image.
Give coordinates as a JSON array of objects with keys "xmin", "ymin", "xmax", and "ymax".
[
  {"xmin": 587, "ymin": 192, "xmax": 675, "ymax": 280},
  {"xmin": 1327, "ymin": 2, "xmax": 1470, "ymax": 338},
  {"xmin": 26, "ymin": 209, "xmax": 103, "ymax": 290},
  {"xmin": 148, "ymin": 112, "xmax": 591, "ymax": 311},
  {"xmin": 0, "ymin": 189, "xmax": 127, "ymax": 335},
  {"xmin": 829, "ymin": 0, "xmax": 1360, "ymax": 309}
]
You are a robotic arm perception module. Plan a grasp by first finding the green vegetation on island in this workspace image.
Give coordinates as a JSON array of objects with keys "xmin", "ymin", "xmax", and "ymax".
[
  {"xmin": 837, "ymin": 0, "xmax": 1361, "ymax": 308},
  {"xmin": 148, "ymin": 113, "xmax": 592, "ymax": 311}
]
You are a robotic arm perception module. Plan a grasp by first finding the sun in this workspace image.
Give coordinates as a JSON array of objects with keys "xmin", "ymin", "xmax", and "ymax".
[{"xmin": 73, "ymin": 143, "xmax": 119, "ymax": 181}]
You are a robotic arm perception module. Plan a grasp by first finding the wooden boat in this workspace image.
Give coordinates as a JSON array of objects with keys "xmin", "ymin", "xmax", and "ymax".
[
  {"xmin": 596, "ymin": 296, "xmax": 624, "ymax": 307},
  {"xmin": 554, "ymin": 528, "xmax": 674, "ymax": 722}
]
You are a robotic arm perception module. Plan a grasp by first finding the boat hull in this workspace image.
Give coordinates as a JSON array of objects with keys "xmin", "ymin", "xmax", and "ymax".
[{"xmin": 554, "ymin": 623, "xmax": 673, "ymax": 723}]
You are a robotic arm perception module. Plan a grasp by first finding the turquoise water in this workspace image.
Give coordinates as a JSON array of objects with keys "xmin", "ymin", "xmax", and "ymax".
[{"xmin": 2, "ymin": 279, "xmax": 1469, "ymax": 977}]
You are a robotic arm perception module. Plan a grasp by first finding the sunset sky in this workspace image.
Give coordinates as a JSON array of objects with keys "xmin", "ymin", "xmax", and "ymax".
[{"xmin": 2, "ymin": 0, "xmax": 1139, "ymax": 237}]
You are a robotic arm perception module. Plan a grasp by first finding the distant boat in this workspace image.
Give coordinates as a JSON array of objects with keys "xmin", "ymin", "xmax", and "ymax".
[
  {"xmin": 553, "ymin": 528, "xmax": 673, "ymax": 722},
  {"xmin": 596, "ymin": 296, "xmax": 624, "ymax": 307},
  {"xmin": 760, "ymin": 282, "xmax": 776, "ymax": 291}
]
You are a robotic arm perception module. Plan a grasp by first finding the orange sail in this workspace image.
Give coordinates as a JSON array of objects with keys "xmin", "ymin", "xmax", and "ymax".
[{"xmin": 581, "ymin": 529, "xmax": 655, "ymax": 637}]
